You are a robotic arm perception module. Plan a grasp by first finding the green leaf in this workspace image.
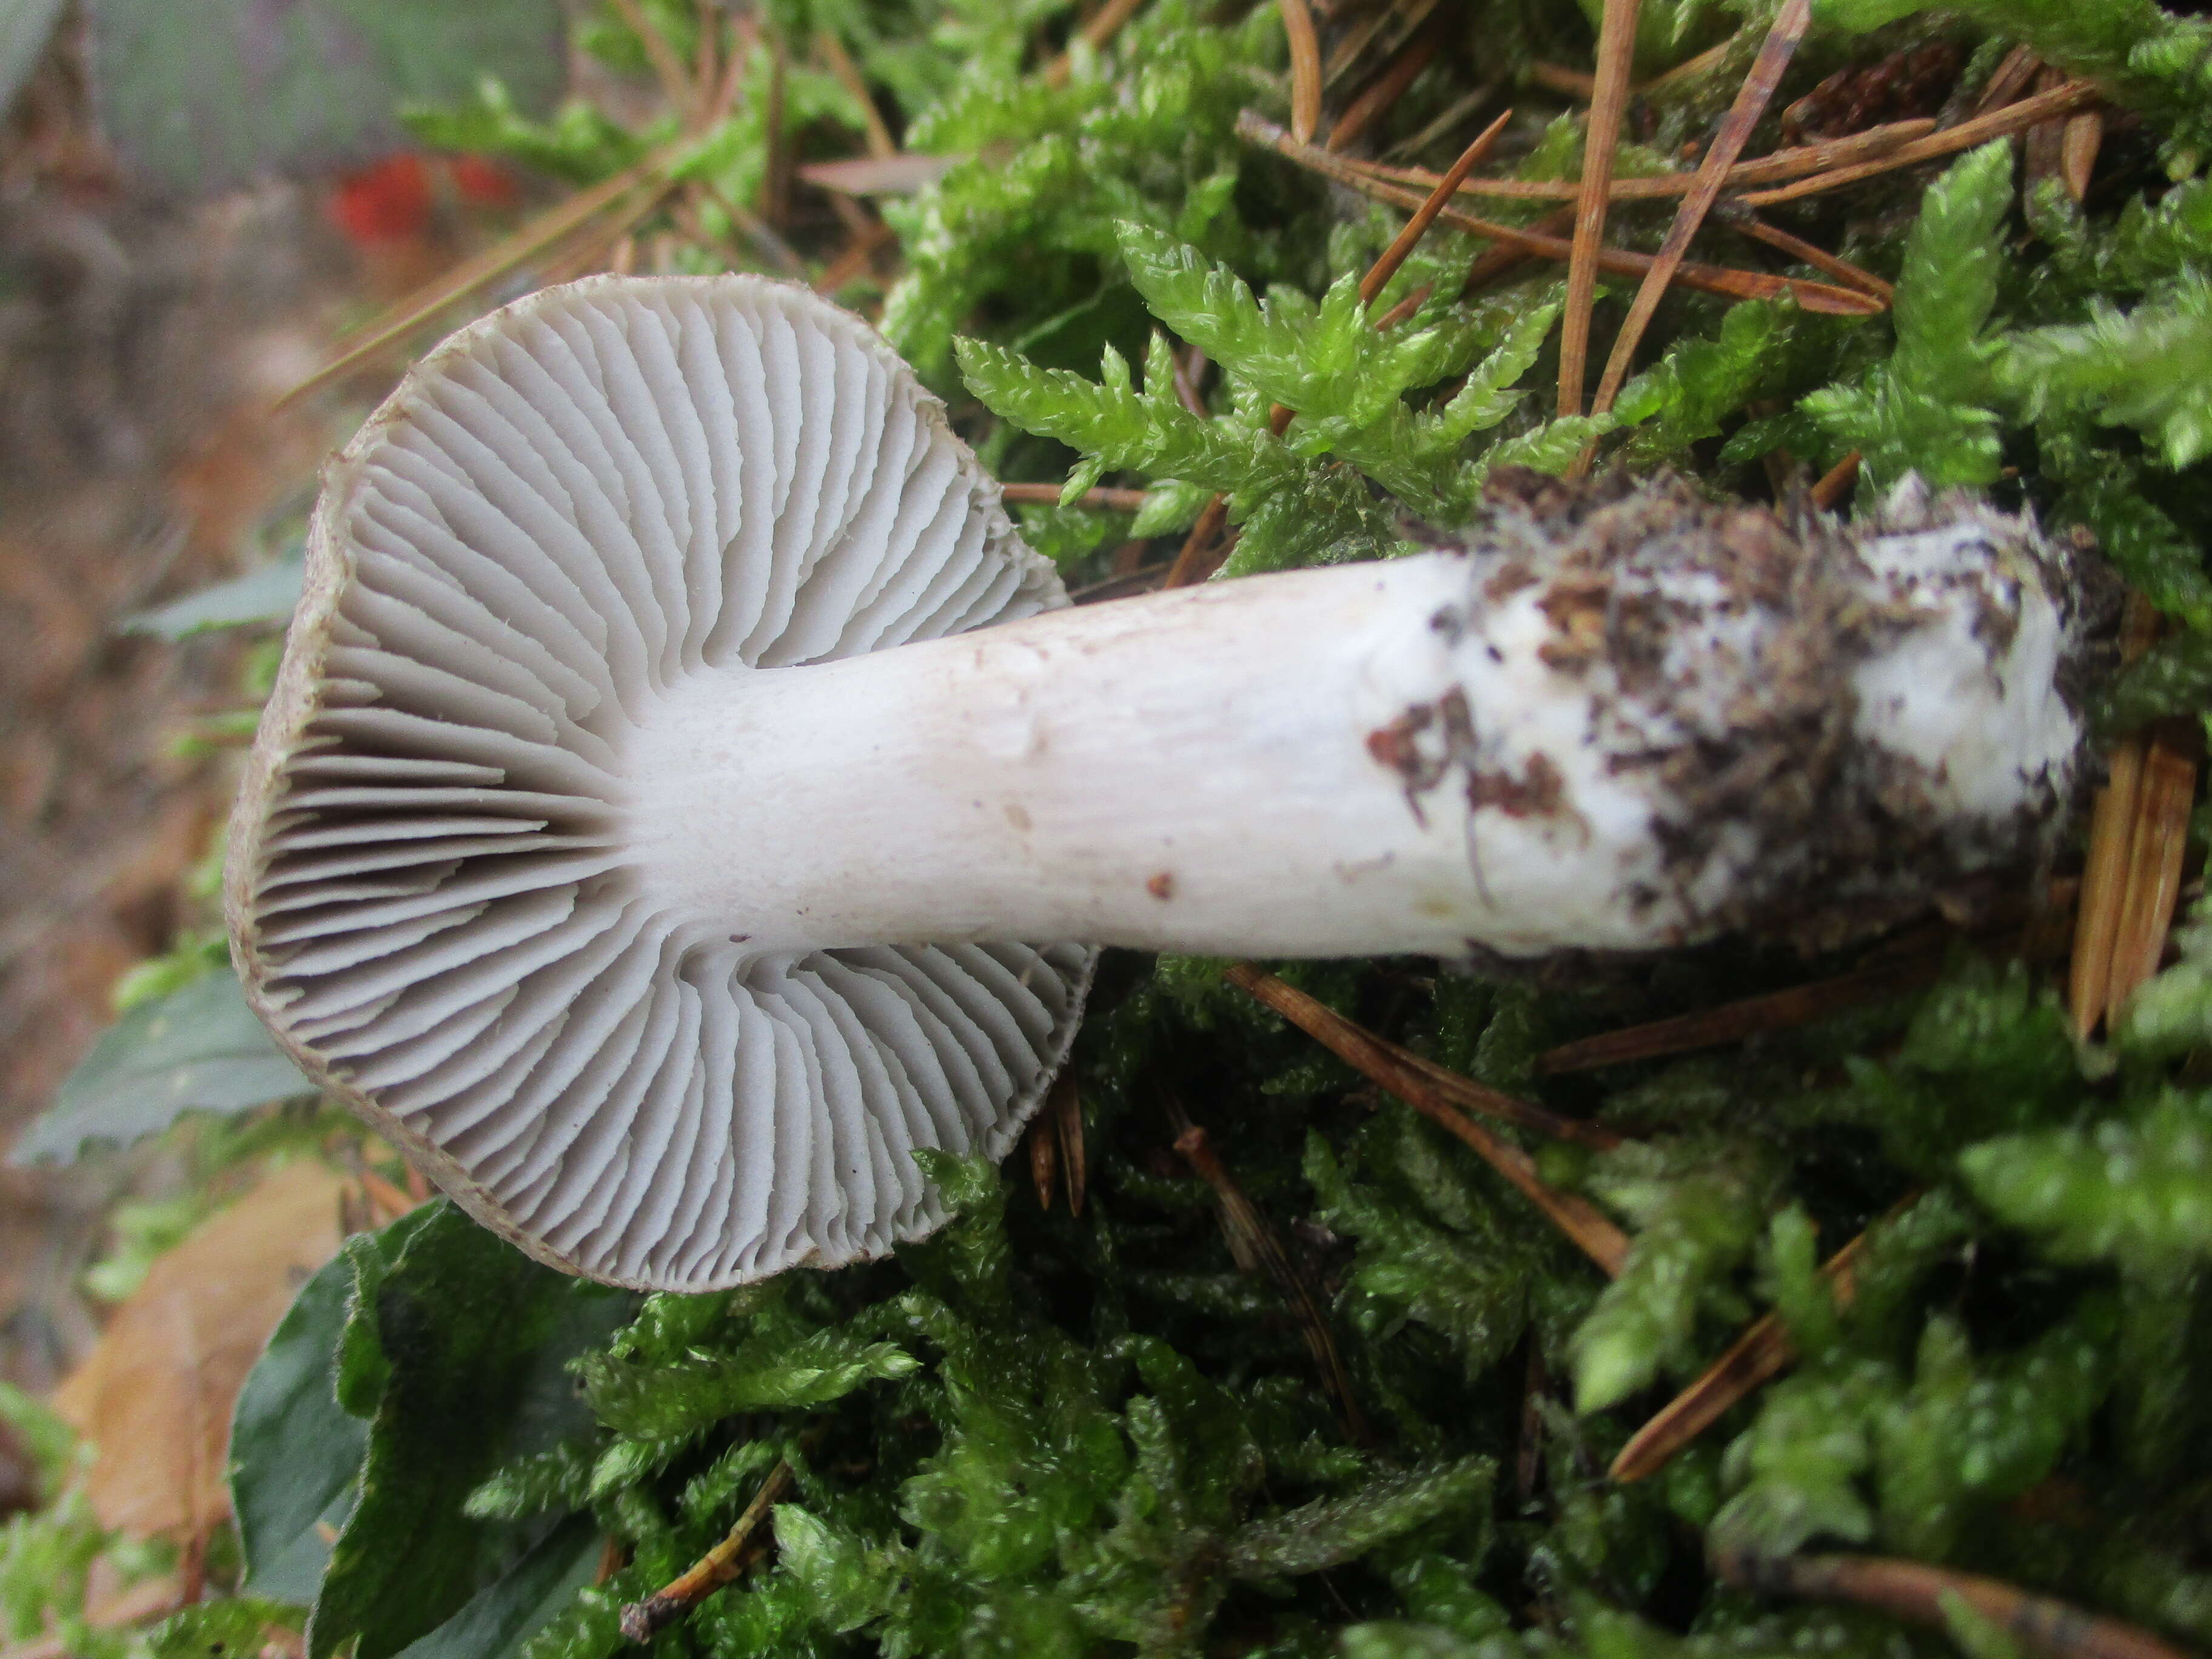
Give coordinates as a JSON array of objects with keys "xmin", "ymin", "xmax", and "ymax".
[
  {"xmin": 8, "ymin": 969, "xmax": 312, "ymax": 1167},
  {"xmin": 84, "ymin": 0, "xmax": 565, "ymax": 194},
  {"xmin": 150, "ymin": 1598, "xmax": 304, "ymax": 1659},
  {"xmin": 0, "ymin": 0, "xmax": 65, "ymax": 122},
  {"xmin": 307, "ymin": 1203, "xmax": 634, "ymax": 1659},
  {"xmin": 231, "ymin": 1247, "xmax": 375, "ymax": 1604},
  {"xmin": 121, "ymin": 554, "xmax": 303, "ymax": 638},
  {"xmin": 392, "ymin": 1515, "xmax": 605, "ymax": 1659}
]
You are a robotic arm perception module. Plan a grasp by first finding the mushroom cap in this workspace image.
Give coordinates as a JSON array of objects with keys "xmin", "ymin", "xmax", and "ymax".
[{"xmin": 227, "ymin": 275, "xmax": 1095, "ymax": 1290}]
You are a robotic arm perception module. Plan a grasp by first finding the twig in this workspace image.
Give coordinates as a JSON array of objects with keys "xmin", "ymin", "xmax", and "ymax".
[
  {"xmin": 1171, "ymin": 345, "xmax": 1210, "ymax": 416},
  {"xmin": 1715, "ymin": 1550, "xmax": 2195, "ymax": 1659},
  {"xmin": 1244, "ymin": 115, "xmax": 1884, "ymax": 315},
  {"xmin": 1718, "ymin": 208, "xmax": 1894, "ymax": 302},
  {"xmin": 1000, "ymin": 482, "xmax": 1151, "ymax": 510},
  {"xmin": 620, "ymin": 1460, "xmax": 795, "ymax": 1642},
  {"xmin": 1972, "ymin": 44, "xmax": 2045, "ymax": 117},
  {"xmin": 1809, "ymin": 450, "xmax": 1860, "ymax": 509},
  {"xmin": 1530, "ymin": 33, "xmax": 1738, "ymax": 104},
  {"xmin": 1379, "ymin": 1039, "xmax": 1621, "ymax": 1147},
  {"xmin": 1612, "ymin": 1223, "xmax": 1874, "ymax": 1481},
  {"xmin": 1358, "ymin": 117, "xmax": 1937, "ymax": 202},
  {"xmin": 276, "ymin": 146, "xmax": 691, "ymax": 409},
  {"xmin": 1028, "ymin": 1106, "xmax": 1059, "ymax": 1208},
  {"xmin": 2071, "ymin": 595, "xmax": 2164, "ymax": 1035},
  {"xmin": 1387, "ymin": 82, "xmax": 1504, "ymax": 163},
  {"xmin": 694, "ymin": 176, "xmax": 806, "ymax": 275},
  {"xmin": 762, "ymin": 33, "xmax": 791, "ymax": 227},
  {"xmin": 816, "ymin": 30, "xmax": 896, "ymax": 158},
  {"xmin": 1361, "ymin": 110, "xmax": 1512, "ymax": 307},
  {"xmin": 1161, "ymin": 494, "xmax": 1233, "ymax": 588},
  {"xmin": 711, "ymin": 11, "xmax": 751, "ymax": 122},
  {"xmin": 2060, "ymin": 109, "xmax": 2104, "ymax": 203},
  {"xmin": 813, "ymin": 215, "xmax": 896, "ymax": 294},
  {"xmin": 1462, "ymin": 205, "xmax": 1576, "ymax": 290},
  {"xmin": 1516, "ymin": 1342, "xmax": 1547, "ymax": 1500},
  {"xmin": 1280, "ymin": 0, "xmax": 1324, "ymax": 143},
  {"xmin": 1167, "ymin": 118, "xmax": 1503, "ymax": 589},
  {"xmin": 1560, "ymin": 0, "xmax": 1641, "ymax": 419},
  {"xmin": 1053, "ymin": 1071, "xmax": 1087, "ymax": 1215},
  {"xmin": 609, "ymin": 0, "xmax": 702, "ymax": 122},
  {"xmin": 1327, "ymin": 19, "xmax": 1446, "ymax": 151},
  {"xmin": 1537, "ymin": 957, "xmax": 1945, "ymax": 1075},
  {"xmin": 1734, "ymin": 79, "xmax": 2100, "ymax": 208},
  {"xmin": 1587, "ymin": 0, "xmax": 1810, "ymax": 427},
  {"xmin": 1168, "ymin": 1102, "xmax": 1369, "ymax": 1440},
  {"xmin": 694, "ymin": 0, "xmax": 720, "ymax": 117},
  {"xmin": 1069, "ymin": 562, "xmax": 1172, "ymax": 602},
  {"xmin": 2106, "ymin": 731, "xmax": 2200, "ymax": 1013},
  {"xmin": 1045, "ymin": 0, "xmax": 1149, "ymax": 87},
  {"xmin": 1225, "ymin": 965, "xmax": 1631, "ymax": 1275}
]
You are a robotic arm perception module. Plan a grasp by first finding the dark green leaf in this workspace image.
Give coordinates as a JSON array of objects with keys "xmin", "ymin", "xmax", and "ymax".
[
  {"xmin": 84, "ymin": 0, "xmax": 565, "ymax": 194},
  {"xmin": 307, "ymin": 1203, "xmax": 634, "ymax": 1659},
  {"xmin": 0, "ymin": 0, "xmax": 65, "ymax": 121},
  {"xmin": 231, "ymin": 1247, "xmax": 374, "ymax": 1604},
  {"xmin": 8, "ymin": 970, "xmax": 312, "ymax": 1167},
  {"xmin": 122, "ymin": 554, "xmax": 303, "ymax": 638},
  {"xmin": 392, "ymin": 1515, "xmax": 605, "ymax": 1659}
]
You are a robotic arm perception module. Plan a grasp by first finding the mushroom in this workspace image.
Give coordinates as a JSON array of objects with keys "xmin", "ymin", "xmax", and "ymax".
[{"xmin": 228, "ymin": 274, "xmax": 2100, "ymax": 1290}]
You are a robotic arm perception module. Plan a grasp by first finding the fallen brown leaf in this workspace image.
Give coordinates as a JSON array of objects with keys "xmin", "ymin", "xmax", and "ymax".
[{"xmin": 52, "ymin": 1161, "xmax": 346, "ymax": 1540}]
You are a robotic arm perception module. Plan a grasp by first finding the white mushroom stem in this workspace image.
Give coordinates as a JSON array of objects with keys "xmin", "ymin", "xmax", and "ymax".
[
  {"xmin": 226, "ymin": 272, "xmax": 2103, "ymax": 1291},
  {"xmin": 628, "ymin": 480, "xmax": 2091, "ymax": 967}
]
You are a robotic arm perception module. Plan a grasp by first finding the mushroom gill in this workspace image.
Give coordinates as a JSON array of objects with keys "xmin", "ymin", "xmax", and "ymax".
[{"xmin": 229, "ymin": 276, "xmax": 1094, "ymax": 1290}]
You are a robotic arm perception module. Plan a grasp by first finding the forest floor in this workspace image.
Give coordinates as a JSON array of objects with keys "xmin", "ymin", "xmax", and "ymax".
[{"xmin": 0, "ymin": 45, "xmax": 374, "ymax": 1407}]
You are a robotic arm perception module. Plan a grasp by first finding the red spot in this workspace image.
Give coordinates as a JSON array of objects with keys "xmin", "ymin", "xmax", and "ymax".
[
  {"xmin": 446, "ymin": 154, "xmax": 519, "ymax": 207},
  {"xmin": 329, "ymin": 153, "xmax": 432, "ymax": 245},
  {"xmin": 1146, "ymin": 871, "xmax": 1175, "ymax": 900}
]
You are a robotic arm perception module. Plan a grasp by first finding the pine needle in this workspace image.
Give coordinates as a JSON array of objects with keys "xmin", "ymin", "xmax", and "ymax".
[
  {"xmin": 1225, "ymin": 965, "xmax": 1631, "ymax": 1276},
  {"xmin": 1002, "ymin": 482, "xmax": 1151, "ymax": 509},
  {"xmin": 1240, "ymin": 118, "xmax": 1884, "ymax": 315},
  {"xmin": 2106, "ymin": 734, "xmax": 2199, "ymax": 1013},
  {"xmin": 1537, "ymin": 959, "xmax": 1948, "ymax": 1076},
  {"xmin": 1280, "ymin": 0, "xmax": 1324, "ymax": 143},
  {"xmin": 1719, "ymin": 208, "xmax": 1894, "ymax": 303},
  {"xmin": 1715, "ymin": 1550, "xmax": 2194, "ymax": 1659},
  {"xmin": 1588, "ymin": 0, "xmax": 1812, "ymax": 426},
  {"xmin": 1328, "ymin": 20, "xmax": 1446, "ymax": 151},
  {"xmin": 1612, "ymin": 1223, "xmax": 1874, "ymax": 1481},
  {"xmin": 1168, "ymin": 1102, "xmax": 1368, "ymax": 1441},
  {"xmin": 1359, "ymin": 118, "xmax": 1937, "ymax": 202},
  {"xmin": 1735, "ymin": 79, "xmax": 2100, "ymax": 209},
  {"xmin": 1045, "ymin": 0, "xmax": 1150, "ymax": 88},
  {"xmin": 1359, "ymin": 110, "xmax": 1512, "ymax": 307},
  {"xmin": 1560, "ymin": 0, "xmax": 1641, "ymax": 419},
  {"xmin": 275, "ymin": 145, "xmax": 692, "ymax": 410},
  {"xmin": 2072, "ymin": 595, "xmax": 2165, "ymax": 1035},
  {"xmin": 816, "ymin": 30, "xmax": 896, "ymax": 158}
]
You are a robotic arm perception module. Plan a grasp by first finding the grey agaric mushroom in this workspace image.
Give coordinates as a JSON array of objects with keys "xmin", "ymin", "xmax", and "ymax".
[{"xmin": 228, "ymin": 273, "xmax": 2102, "ymax": 1290}]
